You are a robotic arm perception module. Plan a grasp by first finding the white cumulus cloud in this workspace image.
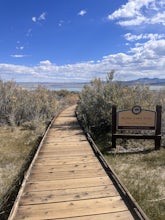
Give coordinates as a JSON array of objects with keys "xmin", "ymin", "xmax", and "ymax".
[
  {"xmin": 108, "ymin": 0, "xmax": 165, "ymax": 27},
  {"xmin": 39, "ymin": 60, "xmax": 52, "ymax": 66},
  {"xmin": 32, "ymin": 17, "xmax": 37, "ymax": 22},
  {"xmin": 124, "ymin": 33, "xmax": 165, "ymax": 41},
  {"xmin": 10, "ymin": 54, "xmax": 27, "ymax": 58},
  {"xmin": 32, "ymin": 12, "xmax": 47, "ymax": 23},
  {"xmin": 38, "ymin": 12, "xmax": 46, "ymax": 21},
  {"xmin": 78, "ymin": 10, "xmax": 87, "ymax": 16}
]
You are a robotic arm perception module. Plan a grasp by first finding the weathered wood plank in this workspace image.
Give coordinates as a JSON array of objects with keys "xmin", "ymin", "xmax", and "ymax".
[
  {"xmin": 48, "ymin": 211, "xmax": 134, "ymax": 220},
  {"xmin": 41, "ymin": 142, "xmax": 90, "ymax": 147},
  {"xmin": 20, "ymin": 185, "xmax": 119, "ymax": 205},
  {"xmin": 39, "ymin": 148, "xmax": 93, "ymax": 154},
  {"xmin": 14, "ymin": 197, "xmax": 129, "ymax": 220},
  {"xmin": 25, "ymin": 176, "xmax": 112, "ymax": 192},
  {"xmin": 36, "ymin": 151, "xmax": 94, "ymax": 157},
  {"xmin": 28, "ymin": 168, "xmax": 107, "ymax": 181},
  {"xmin": 35, "ymin": 156, "xmax": 98, "ymax": 165},
  {"xmin": 41, "ymin": 143, "xmax": 89, "ymax": 147},
  {"xmin": 32, "ymin": 162, "xmax": 102, "ymax": 172}
]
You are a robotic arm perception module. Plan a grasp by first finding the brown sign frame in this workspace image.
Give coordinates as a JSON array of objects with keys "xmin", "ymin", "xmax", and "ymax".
[{"xmin": 112, "ymin": 105, "xmax": 162, "ymax": 150}]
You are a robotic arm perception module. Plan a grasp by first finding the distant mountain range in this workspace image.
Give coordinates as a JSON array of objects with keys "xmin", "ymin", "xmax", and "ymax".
[{"xmin": 119, "ymin": 78, "xmax": 165, "ymax": 86}]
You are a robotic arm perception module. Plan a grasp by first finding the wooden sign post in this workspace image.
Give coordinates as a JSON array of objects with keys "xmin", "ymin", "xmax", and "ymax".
[{"xmin": 112, "ymin": 105, "xmax": 162, "ymax": 150}]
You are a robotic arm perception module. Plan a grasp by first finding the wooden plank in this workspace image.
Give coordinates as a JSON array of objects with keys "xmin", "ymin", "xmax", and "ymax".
[
  {"xmin": 13, "ymin": 197, "xmax": 129, "ymax": 220},
  {"xmin": 36, "ymin": 154, "xmax": 94, "ymax": 159},
  {"xmin": 51, "ymin": 211, "xmax": 134, "ymax": 220},
  {"xmin": 31, "ymin": 167, "xmax": 104, "ymax": 175},
  {"xmin": 38, "ymin": 151, "xmax": 94, "ymax": 157},
  {"xmin": 37, "ymin": 150, "xmax": 94, "ymax": 157},
  {"xmin": 35, "ymin": 159, "xmax": 98, "ymax": 166},
  {"xmin": 46, "ymin": 131, "xmax": 84, "ymax": 135},
  {"xmin": 41, "ymin": 138, "xmax": 88, "ymax": 143},
  {"xmin": 40, "ymin": 143, "xmax": 91, "ymax": 148},
  {"xmin": 41, "ymin": 142, "xmax": 90, "ymax": 146},
  {"xmin": 20, "ymin": 185, "xmax": 119, "ymax": 205},
  {"xmin": 47, "ymin": 132, "xmax": 86, "ymax": 136},
  {"xmin": 39, "ymin": 147, "xmax": 93, "ymax": 153},
  {"xmin": 35, "ymin": 156, "xmax": 98, "ymax": 165},
  {"xmin": 39, "ymin": 147, "xmax": 92, "ymax": 153},
  {"xmin": 39, "ymin": 147, "xmax": 91, "ymax": 152},
  {"xmin": 39, "ymin": 150, "xmax": 93, "ymax": 155},
  {"xmin": 25, "ymin": 176, "xmax": 112, "ymax": 192},
  {"xmin": 28, "ymin": 168, "xmax": 107, "ymax": 181},
  {"xmin": 32, "ymin": 162, "xmax": 102, "ymax": 172}
]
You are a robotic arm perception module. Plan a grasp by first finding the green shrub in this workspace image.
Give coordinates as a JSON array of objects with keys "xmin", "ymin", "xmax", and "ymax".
[{"xmin": 77, "ymin": 72, "xmax": 165, "ymax": 146}]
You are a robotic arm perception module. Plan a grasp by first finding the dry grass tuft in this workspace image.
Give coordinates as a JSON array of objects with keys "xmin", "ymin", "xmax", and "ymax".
[{"xmin": 0, "ymin": 126, "xmax": 41, "ymax": 205}]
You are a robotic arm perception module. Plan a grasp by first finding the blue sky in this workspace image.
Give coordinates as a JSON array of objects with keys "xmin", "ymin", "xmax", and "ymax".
[{"xmin": 0, "ymin": 0, "xmax": 165, "ymax": 82}]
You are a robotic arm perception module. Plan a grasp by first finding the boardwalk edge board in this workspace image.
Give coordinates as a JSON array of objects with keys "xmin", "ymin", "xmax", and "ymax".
[{"xmin": 75, "ymin": 110, "xmax": 150, "ymax": 220}]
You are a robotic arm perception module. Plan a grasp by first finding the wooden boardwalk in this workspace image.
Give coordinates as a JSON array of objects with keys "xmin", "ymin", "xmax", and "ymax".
[{"xmin": 9, "ymin": 105, "xmax": 136, "ymax": 220}]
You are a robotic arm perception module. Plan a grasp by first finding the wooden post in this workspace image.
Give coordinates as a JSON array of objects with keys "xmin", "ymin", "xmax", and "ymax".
[
  {"xmin": 155, "ymin": 105, "xmax": 162, "ymax": 150},
  {"xmin": 112, "ymin": 105, "xmax": 117, "ymax": 148}
]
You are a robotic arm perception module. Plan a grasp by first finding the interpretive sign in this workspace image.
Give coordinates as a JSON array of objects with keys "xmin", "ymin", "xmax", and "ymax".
[
  {"xmin": 112, "ymin": 105, "xmax": 162, "ymax": 150},
  {"xmin": 117, "ymin": 106, "xmax": 156, "ymax": 130}
]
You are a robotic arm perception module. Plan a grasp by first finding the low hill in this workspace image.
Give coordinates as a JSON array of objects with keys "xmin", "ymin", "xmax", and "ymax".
[{"xmin": 120, "ymin": 78, "xmax": 165, "ymax": 86}]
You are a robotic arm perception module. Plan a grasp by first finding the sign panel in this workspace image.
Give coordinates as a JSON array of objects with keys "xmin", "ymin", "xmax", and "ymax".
[{"xmin": 117, "ymin": 107, "xmax": 156, "ymax": 130}]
